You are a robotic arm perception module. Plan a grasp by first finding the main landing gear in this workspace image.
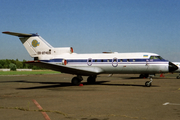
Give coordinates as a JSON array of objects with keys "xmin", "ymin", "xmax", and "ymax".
[
  {"xmin": 71, "ymin": 75, "xmax": 83, "ymax": 85},
  {"xmin": 71, "ymin": 75, "xmax": 97, "ymax": 85},
  {"xmin": 145, "ymin": 75, "xmax": 154, "ymax": 87}
]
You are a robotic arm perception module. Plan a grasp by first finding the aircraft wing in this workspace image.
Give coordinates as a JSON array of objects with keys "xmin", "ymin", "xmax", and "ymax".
[{"xmin": 26, "ymin": 61, "xmax": 103, "ymax": 76}]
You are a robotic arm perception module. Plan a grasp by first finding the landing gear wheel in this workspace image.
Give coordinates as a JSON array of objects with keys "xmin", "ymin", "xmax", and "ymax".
[
  {"xmin": 145, "ymin": 75, "xmax": 153, "ymax": 87},
  {"xmin": 145, "ymin": 81, "xmax": 151, "ymax": 87},
  {"xmin": 177, "ymin": 76, "xmax": 180, "ymax": 79},
  {"xmin": 87, "ymin": 76, "xmax": 96, "ymax": 84},
  {"xmin": 71, "ymin": 77, "xmax": 81, "ymax": 85}
]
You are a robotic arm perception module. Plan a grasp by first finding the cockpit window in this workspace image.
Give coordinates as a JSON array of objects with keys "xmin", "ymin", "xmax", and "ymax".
[
  {"xmin": 150, "ymin": 56, "xmax": 164, "ymax": 60},
  {"xmin": 150, "ymin": 56, "xmax": 154, "ymax": 59},
  {"xmin": 154, "ymin": 56, "xmax": 159, "ymax": 59}
]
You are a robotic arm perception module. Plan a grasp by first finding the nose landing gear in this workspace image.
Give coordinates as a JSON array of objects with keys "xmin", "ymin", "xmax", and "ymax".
[{"xmin": 145, "ymin": 75, "xmax": 154, "ymax": 87}]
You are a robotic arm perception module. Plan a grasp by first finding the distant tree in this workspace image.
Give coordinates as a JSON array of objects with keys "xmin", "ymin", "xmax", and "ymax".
[
  {"xmin": 0, "ymin": 60, "xmax": 4, "ymax": 68},
  {"xmin": 6, "ymin": 59, "xmax": 11, "ymax": 64},
  {"xmin": 22, "ymin": 59, "xmax": 28, "ymax": 68},
  {"xmin": 9, "ymin": 63, "xmax": 17, "ymax": 71},
  {"xmin": 0, "ymin": 59, "xmax": 45, "ymax": 70},
  {"xmin": 0, "ymin": 64, "xmax": 2, "ymax": 68},
  {"xmin": 11, "ymin": 59, "xmax": 16, "ymax": 64},
  {"xmin": 16, "ymin": 60, "xmax": 23, "ymax": 68},
  {"xmin": 3, "ymin": 63, "xmax": 9, "ymax": 68},
  {"xmin": 2, "ymin": 60, "xmax": 9, "ymax": 68}
]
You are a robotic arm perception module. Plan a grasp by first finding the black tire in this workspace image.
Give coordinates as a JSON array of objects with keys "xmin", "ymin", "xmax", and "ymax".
[
  {"xmin": 71, "ymin": 77, "xmax": 81, "ymax": 85},
  {"xmin": 145, "ymin": 81, "xmax": 151, "ymax": 87}
]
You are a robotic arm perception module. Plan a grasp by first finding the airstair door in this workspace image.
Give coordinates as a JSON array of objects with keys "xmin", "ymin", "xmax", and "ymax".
[
  {"xmin": 87, "ymin": 58, "xmax": 92, "ymax": 66},
  {"xmin": 112, "ymin": 58, "xmax": 118, "ymax": 67}
]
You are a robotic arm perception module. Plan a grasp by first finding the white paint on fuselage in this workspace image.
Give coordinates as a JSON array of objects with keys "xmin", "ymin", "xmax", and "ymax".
[{"xmin": 39, "ymin": 52, "xmax": 169, "ymax": 74}]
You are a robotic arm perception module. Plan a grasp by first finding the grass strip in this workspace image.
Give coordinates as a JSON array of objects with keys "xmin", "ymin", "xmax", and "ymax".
[{"xmin": 0, "ymin": 70, "xmax": 60, "ymax": 75}]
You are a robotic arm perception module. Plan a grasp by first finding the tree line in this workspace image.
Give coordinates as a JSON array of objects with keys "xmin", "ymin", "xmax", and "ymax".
[{"xmin": 0, "ymin": 59, "xmax": 44, "ymax": 70}]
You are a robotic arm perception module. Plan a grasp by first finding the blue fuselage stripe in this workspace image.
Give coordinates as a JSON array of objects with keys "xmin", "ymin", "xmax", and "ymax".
[{"xmin": 40, "ymin": 58, "xmax": 168, "ymax": 64}]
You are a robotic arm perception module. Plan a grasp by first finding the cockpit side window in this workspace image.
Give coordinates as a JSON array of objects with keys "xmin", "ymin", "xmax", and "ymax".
[
  {"xmin": 150, "ymin": 56, "xmax": 154, "ymax": 59},
  {"xmin": 158, "ymin": 56, "xmax": 164, "ymax": 60},
  {"xmin": 150, "ymin": 56, "xmax": 164, "ymax": 60},
  {"xmin": 154, "ymin": 56, "xmax": 159, "ymax": 59}
]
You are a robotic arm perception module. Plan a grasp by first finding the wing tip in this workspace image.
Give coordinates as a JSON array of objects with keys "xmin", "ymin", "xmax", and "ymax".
[{"xmin": 2, "ymin": 31, "xmax": 10, "ymax": 34}]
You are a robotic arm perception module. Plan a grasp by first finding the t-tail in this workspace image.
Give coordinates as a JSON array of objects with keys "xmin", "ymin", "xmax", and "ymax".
[{"xmin": 2, "ymin": 31, "xmax": 73, "ymax": 60}]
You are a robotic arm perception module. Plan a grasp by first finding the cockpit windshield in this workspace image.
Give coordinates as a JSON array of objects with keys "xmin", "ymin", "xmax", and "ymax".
[{"xmin": 150, "ymin": 56, "xmax": 164, "ymax": 60}]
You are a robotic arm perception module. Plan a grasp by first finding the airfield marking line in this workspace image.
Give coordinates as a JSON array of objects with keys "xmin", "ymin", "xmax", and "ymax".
[{"xmin": 32, "ymin": 99, "xmax": 51, "ymax": 120}]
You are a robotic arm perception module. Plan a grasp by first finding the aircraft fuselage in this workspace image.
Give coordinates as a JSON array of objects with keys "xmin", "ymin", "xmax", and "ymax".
[{"xmin": 37, "ymin": 52, "xmax": 170, "ymax": 75}]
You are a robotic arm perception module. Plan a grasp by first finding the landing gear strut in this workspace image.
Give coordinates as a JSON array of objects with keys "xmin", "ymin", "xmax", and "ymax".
[
  {"xmin": 145, "ymin": 75, "xmax": 154, "ymax": 87},
  {"xmin": 71, "ymin": 75, "xmax": 83, "ymax": 85}
]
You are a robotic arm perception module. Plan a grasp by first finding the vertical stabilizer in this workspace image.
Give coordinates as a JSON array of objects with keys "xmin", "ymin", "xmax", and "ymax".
[
  {"xmin": 2, "ymin": 31, "xmax": 74, "ymax": 59},
  {"xmin": 19, "ymin": 36, "xmax": 53, "ymax": 57},
  {"xmin": 2, "ymin": 31, "xmax": 53, "ymax": 58}
]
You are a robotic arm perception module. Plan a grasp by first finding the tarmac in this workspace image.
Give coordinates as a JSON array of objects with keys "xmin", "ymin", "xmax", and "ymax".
[{"xmin": 0, "ymin": 73, "xmax": 180, "ymax": 120}]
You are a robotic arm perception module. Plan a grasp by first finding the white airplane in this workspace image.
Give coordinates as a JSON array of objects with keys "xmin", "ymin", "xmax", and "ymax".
[
  {"xmin": 2, "ymin": 31, "xmax": 178, "ymax": 87},
  {"xmin": 172, "ymin": 62, "xmax": 180, "ymax": 79}
]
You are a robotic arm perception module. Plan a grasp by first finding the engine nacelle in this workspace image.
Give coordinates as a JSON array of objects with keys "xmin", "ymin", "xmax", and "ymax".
[{"xmin": 51, "ymin": 47, "xmax": 73, "ymax": 55}]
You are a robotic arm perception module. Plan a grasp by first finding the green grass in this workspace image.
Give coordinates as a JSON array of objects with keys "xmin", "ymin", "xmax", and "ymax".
[{"xmin": 0, "ymin": 70, "xmax": 61, "ymax": 75}]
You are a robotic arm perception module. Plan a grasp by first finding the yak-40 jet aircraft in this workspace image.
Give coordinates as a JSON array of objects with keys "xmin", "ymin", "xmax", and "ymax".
[{"xmin": 2, "ymin": 31, "xmax": 178, "ymax": 87}]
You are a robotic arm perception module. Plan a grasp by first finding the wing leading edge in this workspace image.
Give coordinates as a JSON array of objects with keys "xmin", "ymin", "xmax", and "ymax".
[{"xmin": 26, "ymin": 61, "xmax": 103, "ymax": 76}]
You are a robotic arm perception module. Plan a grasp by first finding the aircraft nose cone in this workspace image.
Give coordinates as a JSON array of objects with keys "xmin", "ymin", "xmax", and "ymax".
[{"xmin": 169, "ymin": 62, "xmax": 178, "ymax": 72}]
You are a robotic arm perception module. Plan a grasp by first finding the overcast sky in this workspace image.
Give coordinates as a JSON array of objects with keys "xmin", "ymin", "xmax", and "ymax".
[{"xmin": 0, "ymin": 0, "xmax": 180, "ymax": 61}]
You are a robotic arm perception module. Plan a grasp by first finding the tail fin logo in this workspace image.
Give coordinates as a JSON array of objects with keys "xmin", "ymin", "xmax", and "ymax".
[{"xmin": 32, "ymin": 40, "xmax": 40, "ymax": 47}]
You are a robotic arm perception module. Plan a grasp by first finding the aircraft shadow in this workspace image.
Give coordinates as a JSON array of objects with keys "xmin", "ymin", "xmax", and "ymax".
[
  {"xmin": 0, "ymin": 80, "xmax": 158, "ymax": 90},
  {"xmin": 0, "ymin": 80, "xmax": 72, "ymax": 89},
  {"xmin": 99, "ymin": 83, "xmax": 159, "ymax": 87}
]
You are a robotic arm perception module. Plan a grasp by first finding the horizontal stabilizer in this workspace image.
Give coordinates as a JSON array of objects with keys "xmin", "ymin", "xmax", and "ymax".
[{"xmin": 2, "ymin": 31, "xmax": 38, "ymax": 37}]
